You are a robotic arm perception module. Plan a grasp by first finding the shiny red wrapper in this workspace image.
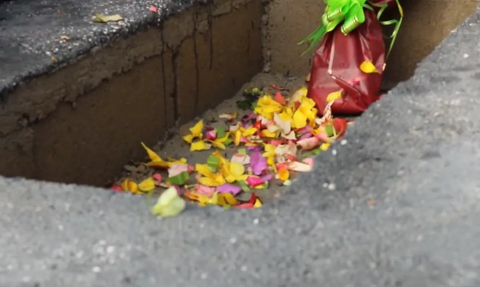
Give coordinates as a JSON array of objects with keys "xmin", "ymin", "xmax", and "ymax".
[{"xmin": 307, "ymin": 9, "xmax": 386, "ymax": 115}]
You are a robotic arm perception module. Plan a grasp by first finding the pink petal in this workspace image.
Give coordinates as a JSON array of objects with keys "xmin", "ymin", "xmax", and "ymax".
[
  {"xmin": 246, "ymin": 176, "xmax": 265, "ymax": 187},
  {"xmin": 195, "ymin": 185, "xmax": 216, "ymax": 197},
  {"xmin": 242, "ymin": 113, "xmax": 257, "ymax": 123},
  {"xmin": 205, "ymin": 130, "xmax": 217, "ymax": 140},
  {"xmin": 276, "ymin": 163, "xmax": 288, "ymax": 170},
  {"xmin": 261, "ymin": 174, "xmax": 272, "ymax": 182},
  {"xmin": 247, "ymin": 146, "xmax": 262, "ymax": 152},
  {"xmin": 149, "ymin": 5, "xmax": 158, "ymax": 12},
  {"xmin": 297, "ymin": 137, "xmax": 320, "ymax": 150},
  {"xmin": 152, "ymin": 173, "xmax": 162, "ymax": 183},
  {"xmin": 231, "ymin": 154, "xmax": 251, "ymax": 165},
  {"xmin": 187, "ymin": 165, "xmax": 195, "ymax": 173},
  {"xmin": 172, "ymin": 184, "xmax": 182, "ymax": 195},
  {"xmin": 296, "ymin": 127, "xmax": 311, "ymax": 134},
  {"xmin": 303, "ymin": 158, "xmax": 314, "ymax": 167},
  {"xmin": 270, "ymin": 139, "xmax": 283, "ymax": 146},
  {"xmin": 314, "ymin": 132, "xmax": 329, "ymax": 142},
  {"xmin": 298, "ymin": 132, "xmax": 313, "ymax": 141},
  {"xmin": 217, "ymin": 184, "xmax": 242, "ymax": 195},
  {"xmin": 168, "ymin": 164, "xmax": 189, "ymax": 178},
  {"xmin": 287, "ymin": 161, "xmax": 312, "ymax": 172},
  {"xmin": 250, "ymin": 151, "xmax": 267, "ymax": 175}
]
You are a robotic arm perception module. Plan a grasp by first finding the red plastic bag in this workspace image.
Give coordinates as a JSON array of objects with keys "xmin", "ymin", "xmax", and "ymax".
[{"xmin": 307, "ymin": 9, "xmax": 385, "ymax": 115}]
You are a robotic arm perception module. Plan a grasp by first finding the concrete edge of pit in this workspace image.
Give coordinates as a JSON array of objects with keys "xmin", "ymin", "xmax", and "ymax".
[
  {"xmin": 1, "ymin": 4, "xmax": 480, "ymax": 287},
  {"xmin": 0, "ymin": 0, "xmax": 201, "ymax": 97},
  {"xmin": 0, "ymin": 0, "xmax": 264, "ymax": 185}
]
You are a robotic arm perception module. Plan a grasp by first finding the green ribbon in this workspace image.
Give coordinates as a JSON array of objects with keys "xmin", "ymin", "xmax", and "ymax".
[
  {"xmin": 299, "ymin": 0, "xmax": 367, "ymax": 54},
  {"xmin": 367, "ymin": 0, "xmax": 404, "ymax": 59},
  {"xmin": 299, "ymin": 0, "xmax": 404, "ymax": 60}
]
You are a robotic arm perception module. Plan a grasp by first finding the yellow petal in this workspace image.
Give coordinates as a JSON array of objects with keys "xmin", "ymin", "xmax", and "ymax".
[
  {"xmin": 326, "ymin": 90, "xmax": 342, "ymax": 102},
  {"xmin": 278, "ymin": 169, "xmax": 290, "ymax": 181},
  {"xmin": 210, "ymin": 141, "xmax": 226, "ymax": 150},
  {"xmin": 190, "ymin": 120, "xmax": 204, "ymax": 137},
  {"xmin": 121, "ymin": 179, "xmax": 139, "ymax": 193},
  {"xmin": 234, "ymin": 130, "xmax": 242, "ymax": 146},
  {"xmin": 217, "ymin": 193, "xmax": 238, "ymax": 206},
  {"xmin": 360, "ymin": 60, "xmax": 379, "ymax": 74},
  {"xmin": 242, "ymin": 127, "xmax": 257, "ymax": 137},
  {"xmin": 195, "ymin": 164, "xmax": 213, "ymax": 177},
  {"xmin": 141, "ymin": 142, "xmax": 162, "ymax": 162},
  {"xmin": 293, "ymin": 110, "xmax": 307, "ymax": 129},
  {"xmin": 182, "ymin": 134, "xmax": 194, "ymax": 144},
  {"xmin": 261, "ymin": 129, "xmax": 277, "ymax": 138},
  {"xmin": 190, "ymin": 141, "xmax": 211, "ymax": 151},
  {"xmin": 138, "ymin": 177, "xmax": 155, "ymax": 192},
  {"xmin": 267, "ymin": 156, "xmax": 275, "ymax": 167},
  {"xmin": 198, "ymin": 175, "xmax": 225, "ymax": 186},
  {"xmin": 320, "ymin": 143, "xmax": 331, "ymax": 151},
  {"xmin": 253, "ymin": 199, "xmax": 263, "ymax": 208},
  {"xmin": 229, "ymin": 162, "xmax": 245, "ymax": 177}
]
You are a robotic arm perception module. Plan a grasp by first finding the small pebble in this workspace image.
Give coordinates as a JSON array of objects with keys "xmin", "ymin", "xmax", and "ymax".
[
  {"xmin": 332, "ymin": 149, "xmax": 337, "ymax": 156},
  {"xmin": 230, "ymin": 237, "xmax": 237, "ymax": 244},
  {"xmin": 463, "ymin": 53, "xmax": 469, "ymax": 58},
  {"xmin": 201, "ymin": 273, "xmax": 208, "ymax": 279},
  {"xmin": 327, "ymin": 183, "xmax": 336, "ymax": 190},
  {"xmin": 106, "ymin": 246, "xmax": 115, "ymax": 254},
  {"xmin": 92, "ymin": 266, "xmax": 101, "ymax": 273},
  {"xmin": 340, "ymin": 139, "xmax": 347, "ymax": 145},
  {"xmin": 253, "ymin": 218, "xmax": 259, "ymax": 225},
  {"xmin": 241, "ymin": 266, "xmax": 248, "ymax": 272}
]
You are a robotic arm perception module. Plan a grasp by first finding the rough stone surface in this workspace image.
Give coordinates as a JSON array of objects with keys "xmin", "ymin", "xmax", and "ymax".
[
  {"xmin": 0, "ymin": 0, "xmax": 204, "ymax": 97},
  {"xmin": 2, "ymin": 3, "xmax": 480, "ymax": 287}
]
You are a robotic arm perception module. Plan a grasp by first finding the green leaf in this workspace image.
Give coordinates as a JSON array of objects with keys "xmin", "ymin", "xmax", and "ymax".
[
  {"xmin": 167, "ymin": 171, "xmax": 189, "ymax": 185},
  {"xmin": 223, "ymin": 138, "xmax": 233, "ymax": 146},
  {"xmin": 207, "ymin": 155, "xmax": 220, "ymax": 172},
  {"xmin": 312, "ymin": 148, "xmax": 321, "ymax": 155},
  {"xmin": 215, "ymin": 127, "xmax": 226, "ymax": 139},
  {"xmin": 325, "ymin": 124, "xmax": 335, "ymax": 137},
  {"xmin": 237, "ymin": 180, "xmax": 251, "ymax": 192},
  {"xmin": 238, "ymin": 148, "xmax": 247, "ymax": 155}
]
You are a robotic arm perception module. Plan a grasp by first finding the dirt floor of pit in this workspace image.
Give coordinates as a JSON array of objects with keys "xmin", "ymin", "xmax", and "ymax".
[
  {"xmin": 112, "ymin": 72, "xmax": 398, "ymax": 203},
  {"xmin": 112, "ymin": 73, "xmax": 307, "ymax": 203}
]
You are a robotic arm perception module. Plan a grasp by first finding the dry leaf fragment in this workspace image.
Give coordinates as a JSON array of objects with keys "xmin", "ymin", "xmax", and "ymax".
[
  {"xmin": 92, "ymin": 13, "xmax": 124, "ymax": 23},
  {"xmin": 60, "ymin": 35, "xmax": 70, "ymax": 41}
]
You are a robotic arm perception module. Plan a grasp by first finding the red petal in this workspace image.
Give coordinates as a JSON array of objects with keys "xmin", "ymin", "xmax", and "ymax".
[
  {"xmin": 333, "ymin": 118, "xmax": 348, "ymax": 138},
  {"xmin": 110, "ymin": 185, "xmax": 124, "ymax": 192},
  {"xmin": 274, "ymin": 91, "xmax": 286, "ymax": 105}
]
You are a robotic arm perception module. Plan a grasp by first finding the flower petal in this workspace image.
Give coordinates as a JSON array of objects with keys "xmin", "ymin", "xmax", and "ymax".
[
  {"xmin": 190, "ymin": 141, "xmax": 211, "ymax": 151},
  {"xmin": 250, "ymin": 151, "xmax": 267, "ymax": 175},
  {"xmin": 217, "ymin": 183, "xmax": 242, "ymax": 195},
  {"xmin": 190, "ymin": 120, "xmax": 204, "ymax": 137},
  {"xmin": 138, "ymin": 177, "xmax": 156, "ymax": 192},
  {"xmin": 151, "ymin": 186, "xmax": 186, "ymax": 218}
]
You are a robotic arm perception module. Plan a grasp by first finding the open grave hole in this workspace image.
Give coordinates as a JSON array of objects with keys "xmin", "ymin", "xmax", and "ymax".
[{"xmin": 0, "ymin": 0, "xmax": 476, "ymax": 214}]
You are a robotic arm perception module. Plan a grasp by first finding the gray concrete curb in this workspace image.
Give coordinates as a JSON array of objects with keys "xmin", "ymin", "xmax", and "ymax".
[{"xmin": 1, "ymin": 3, "xmax": 480, "ymax": 287}]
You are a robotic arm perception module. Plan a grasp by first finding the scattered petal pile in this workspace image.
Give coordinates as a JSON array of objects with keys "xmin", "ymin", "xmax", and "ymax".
[{"xmin": 112, "ymin": 86, "xmax": 351, "ymax": 218}]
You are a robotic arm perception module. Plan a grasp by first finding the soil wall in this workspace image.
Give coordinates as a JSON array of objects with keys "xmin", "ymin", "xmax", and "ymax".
[
  {"xmin": 0, "ymin": 0, "xmax": 263, "ymax": 186},
  {"xmin": 263, "ymin": 0, "xmax": 478, "ymax": 83}
]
